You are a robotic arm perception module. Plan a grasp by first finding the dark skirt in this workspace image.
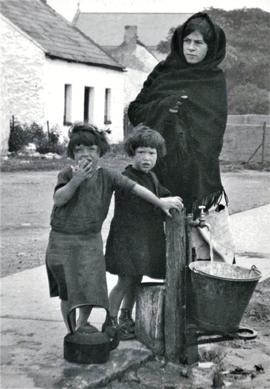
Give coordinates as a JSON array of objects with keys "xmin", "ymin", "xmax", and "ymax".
[
  {"xmin": 46, "ymin": 230, "xmax": 109, "ymax": 311},
  {"xmin": 105, "ymin": 218, "xmax": 166, "ymax": 278}
]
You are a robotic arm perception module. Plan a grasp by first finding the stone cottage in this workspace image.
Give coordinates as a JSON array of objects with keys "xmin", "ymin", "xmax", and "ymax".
[{"xmin": 0, "ymin": 0, "xmax": 125, "ymax": 154}]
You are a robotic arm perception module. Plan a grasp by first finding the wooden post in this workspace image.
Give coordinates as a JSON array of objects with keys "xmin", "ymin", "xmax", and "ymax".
[
  {"xmin": 185, "ymin": 214, "xmax": 199, "ymax": 364},
  {"xmin": 12, "ymin": 115, "xmax": 15, "ymax": 131},
  {"xmin": 46, "ymin": 120, "xmax": 50, "ymax": 137},
  {"xmin": 164, "ymin": 208, "xmax": 187, "ymax": 363},
  {"xmin": 261, "ymin": 121, "xmax": 266, "ymax": 168}
]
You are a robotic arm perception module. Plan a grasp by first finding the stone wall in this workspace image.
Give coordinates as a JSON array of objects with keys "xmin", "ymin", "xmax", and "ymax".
[
  {"xmin": 0, "ymin": 15, "xmax": 46, "ymax": 154},
  {"xmin": 221, "ymin": 115, "xmax": 270, "ymax": 163}
]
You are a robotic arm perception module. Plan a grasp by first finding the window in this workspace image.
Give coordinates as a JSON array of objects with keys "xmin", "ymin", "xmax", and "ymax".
[
  {"xmin": 104, "ymin": 88, "xmax": 111, "ymax": 124},
  {"xmin": 84, "ymin": 87, "xmax": 94, "ymax": 123},
  {"xmin": 64, "ymin": 84, "xmax": 72, "ymax": 125}
]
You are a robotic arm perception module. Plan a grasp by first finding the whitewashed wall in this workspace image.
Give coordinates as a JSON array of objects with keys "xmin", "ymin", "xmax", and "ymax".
[
  {"xmin": 0, "ymin": 15, "xmax": 46, "ymax": 154},
  {"xmin": 0, "ymin": 14, "xmax": 125, "ymax": 154},
  {"xmin": 44, "ymin": 59, "xmax": 125, "ymax": 143}
]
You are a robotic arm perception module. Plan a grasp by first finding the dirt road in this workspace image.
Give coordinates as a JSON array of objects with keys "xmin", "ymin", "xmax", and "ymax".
[{"xmin": 1, "ymin": 169, "xmax": 270, "ymax": 277}]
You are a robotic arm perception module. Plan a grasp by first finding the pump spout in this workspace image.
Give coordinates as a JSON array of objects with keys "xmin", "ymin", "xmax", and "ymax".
[
  {"xmin": 188, "ymin": 205, "xmax": 210, "ymax": 230},
  {"xmin": 187, "ymin": 205, "xmax": 214, "ymax": 264}
]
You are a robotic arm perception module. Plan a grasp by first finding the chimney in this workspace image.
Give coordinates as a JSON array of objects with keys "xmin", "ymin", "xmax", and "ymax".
[{"xmin": 124, "ymin": 25, "xmax": 137, "ymax": 49}]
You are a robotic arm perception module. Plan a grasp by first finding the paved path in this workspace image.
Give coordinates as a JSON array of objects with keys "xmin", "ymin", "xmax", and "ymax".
[
  {"xmin": 1, "ymin": 205, "xmax": 270, "ymax": 388},
  {"xmin": 231, "ymin": 204, "xmax": 270, "ymax": 280}
]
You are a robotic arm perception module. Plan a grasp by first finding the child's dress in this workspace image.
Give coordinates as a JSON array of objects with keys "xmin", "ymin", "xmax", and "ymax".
[
  {"xmin": 105, "ymin": 165, "xmax": 170, "ymax": 279},
  {"xmin": 46, "ymin": 166, "xmax": 135, "ymax": 312}
]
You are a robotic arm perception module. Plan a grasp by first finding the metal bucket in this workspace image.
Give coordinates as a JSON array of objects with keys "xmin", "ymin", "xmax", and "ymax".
[{"xmin": 189, "ymin": 261, "xmax": 261, "ymax": 333}]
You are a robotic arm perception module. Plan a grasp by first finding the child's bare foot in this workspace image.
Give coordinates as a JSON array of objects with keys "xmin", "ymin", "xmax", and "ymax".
[{"xmin": 76, "ymin": 323, "xmax": 98, "ymax": 333}]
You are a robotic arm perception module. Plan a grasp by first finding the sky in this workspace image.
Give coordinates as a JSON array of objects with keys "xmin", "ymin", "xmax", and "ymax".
[{"xmin": 47, "ymin": 0, "xmax": 270, "ymax": 21}]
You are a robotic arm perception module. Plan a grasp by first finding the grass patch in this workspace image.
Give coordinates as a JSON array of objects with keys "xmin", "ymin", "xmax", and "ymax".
[
  {"xmin": 1, "ymin": 153, "xmax": 269, "ymax": 173},
  {"xmin": 1, "ymin": 153, "xmax": 131, "ymax": 173},
  {"xmin": 1, "ymin": 155, "xmax": 68, "ymax": 172},
  {"xmin": 1, "ymin": 142, "xmax": 130, "ymax": 172}
]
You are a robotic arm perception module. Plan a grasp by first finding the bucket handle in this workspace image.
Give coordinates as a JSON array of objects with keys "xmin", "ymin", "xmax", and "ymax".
[
  {"xmin": 236, "ymin": 327, "xmax": 257, "ymax": 340},
  {"xmin": 192, "ymin": 266, "xmax": 208, "ymax": 276},
  {"xmin": 249, "ymin": 265, "xmax": 261, "ymax": 276}
]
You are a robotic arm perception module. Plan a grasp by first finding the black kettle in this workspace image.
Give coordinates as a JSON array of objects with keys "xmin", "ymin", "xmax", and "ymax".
[{"xmin": 64, "ymin": 311, "xmax": 119, "ymax": 364}]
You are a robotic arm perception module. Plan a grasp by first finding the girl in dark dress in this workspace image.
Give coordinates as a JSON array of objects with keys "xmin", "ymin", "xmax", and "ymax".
[
  {"xmin": 46, "ymin": 122, "xmax": 182, "ymax": 335},
  {"xmin": 105, "ymin": 126, "xmax": 181, "ymax": 339},
  {"xmin": 128, "ymin": 13, "xmax": 235, "ymax": 264}
]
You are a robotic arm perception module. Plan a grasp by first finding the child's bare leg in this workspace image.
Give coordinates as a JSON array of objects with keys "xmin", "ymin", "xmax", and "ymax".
[
  {"xmin": 109, "ymin": 276, "xmax": 133, "ymax": 317},
  {"xmin": 76, "ymin": 306, "xmax": 92, "ymax": 329},
  {"xmin": 106, "ymin": 276, "xmax": 137, "ymax": 340},
  {"xmin": 61, "ymin": 300, "xmax": 76, "ymax": 333},
  {"xmin": 121, "ymin": 276, "xmax": 142, "ymax": 313}
]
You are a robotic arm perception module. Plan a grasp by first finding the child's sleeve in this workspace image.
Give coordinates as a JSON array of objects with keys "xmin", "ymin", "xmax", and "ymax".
[
  {"xmin": 159, "ymin": 183, "xmax": 171, "ymax": 198},
  {"xmin": 110, "ymin": 170, "xmax": 136, "ymax": 194},
  {"xmin": 54, "ymin": 167, "xmax": 72, "ymax": 192}
]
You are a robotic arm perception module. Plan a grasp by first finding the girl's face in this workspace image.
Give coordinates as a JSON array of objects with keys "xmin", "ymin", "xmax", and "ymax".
[
  {"xmin": 73, "ymin": 144, "xmax": 100, "ymax": 168},
  {"xmin": 133, "ymin": 147, "xmax": 157, "ymax": 173},
  {"xmin": 183, "ymin": 31, "xmax": 208, "ymax": 64}
]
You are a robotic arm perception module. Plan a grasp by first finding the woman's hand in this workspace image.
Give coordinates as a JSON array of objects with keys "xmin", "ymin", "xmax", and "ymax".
[
  {"xmin": 169, "ymin": 96, "xmax": 188, "ymax": 113},
  {"xmin": 169, "ymin": 101, "xmax": 182, "ymax": 113},
  {"xmin": 159, "ymin": 196, "xmax": 183, "ymax": 217}
]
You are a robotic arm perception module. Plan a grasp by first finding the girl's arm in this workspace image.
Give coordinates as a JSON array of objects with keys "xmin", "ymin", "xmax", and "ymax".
[
  {"xmin": 54, "ymin": 160, "xmax": 94, "ymax": 207},
  {"xmin": 131, "ymin": 184, "xmax": 183, "ymax": 217},
  {"xmin": 54, "ymin": 178, "xmax": 82, "ymax": 207}
]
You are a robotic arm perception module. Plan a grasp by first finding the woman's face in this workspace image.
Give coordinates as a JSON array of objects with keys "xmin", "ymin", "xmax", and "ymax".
[{"xmin": 183, "ymin": 31, "xmax": 208, "ymax": 64}]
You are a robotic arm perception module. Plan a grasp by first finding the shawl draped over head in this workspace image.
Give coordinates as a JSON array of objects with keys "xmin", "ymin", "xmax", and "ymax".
[{"xmin": 128, "ymin": 12, "xmax": 228, "ymax": 213}]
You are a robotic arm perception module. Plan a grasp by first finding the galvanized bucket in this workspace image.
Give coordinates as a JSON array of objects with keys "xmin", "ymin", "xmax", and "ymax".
[{"xmin": 189, "ymin": 261, "xmax": 261, "ymax": 333}]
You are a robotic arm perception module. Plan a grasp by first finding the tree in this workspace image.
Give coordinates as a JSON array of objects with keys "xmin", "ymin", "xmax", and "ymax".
[{"xmin": 157, "ymin": 27, "xmax": 175, "ymax": 53}]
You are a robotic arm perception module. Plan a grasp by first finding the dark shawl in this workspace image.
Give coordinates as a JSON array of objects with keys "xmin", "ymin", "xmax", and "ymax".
[{"xmin": 128, "ymin": 13, "xmax": 228, "ymax": 213}]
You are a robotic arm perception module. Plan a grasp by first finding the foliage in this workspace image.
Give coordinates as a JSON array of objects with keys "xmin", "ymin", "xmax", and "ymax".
[
  {"xmin": 106, "ymin": 142, "xmax": 125, "ymax": 156},
  {"xmin": 228, "ymin": 83, "xmax": 269, "ymax": 114},
  {"xmin": 156, "ymin": 8, "xmax": 270, "ymax": 114},
  {"xmin": 157, "ymin": 27, "xmax": 175, "ymax": 53},
  {"xmin": 8, "ymin": 121, "xmax": 29, "ymax": 152},
  {"xmin": 37, "ymin": 126, "xmax": 66, "ymax": 155},
  {"xmin": 8, "ymin": 121, "xmax": 65, "ymax": 154}
]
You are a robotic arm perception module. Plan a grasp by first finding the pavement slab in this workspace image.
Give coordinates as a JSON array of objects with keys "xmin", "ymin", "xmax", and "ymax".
[
  {"xmin": 231, "ymin": 205, "xmax": 270, "ymax": 280},
  {"xmin": 1, "ymin": 204, "xmax": 270, "ymax": 388},
  {"xmin": 1, "ymin": 316, "xmax": 152, "ymax": 389}
]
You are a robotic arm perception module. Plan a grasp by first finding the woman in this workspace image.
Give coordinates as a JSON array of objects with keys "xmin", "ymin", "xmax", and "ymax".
[{"xmin": 128, "ymin": 12, "xmax": 235, "ymax": 263}]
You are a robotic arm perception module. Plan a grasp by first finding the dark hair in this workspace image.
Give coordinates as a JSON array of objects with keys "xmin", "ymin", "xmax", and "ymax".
[
  {"xmin": 183, "ymin": 17, "xmax": 213, "ymax": 45},
  {"xmin": 124, "ymin": 124, "xmax": 166, "ymax": 158},
  {"xmin": 67, "ymin": 122, "xmax": 110, "ymax": 159}
]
